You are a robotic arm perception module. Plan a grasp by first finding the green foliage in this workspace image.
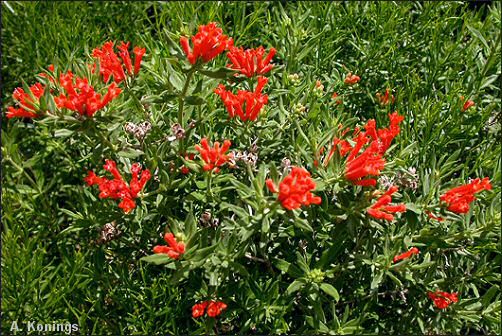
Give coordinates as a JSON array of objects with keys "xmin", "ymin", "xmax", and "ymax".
[{"xmin": 2, "ymin": 1, "xmax": 501, "ymax": 335}]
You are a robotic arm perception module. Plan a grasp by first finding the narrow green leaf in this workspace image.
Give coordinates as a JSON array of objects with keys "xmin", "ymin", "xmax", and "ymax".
[
  {"xmin": 140, "ymin": 254, "xmax": 172, "ymax": 265},
  {"xmin": 320, "ymin": 283, "xmax": 340, "ymax": 302}
]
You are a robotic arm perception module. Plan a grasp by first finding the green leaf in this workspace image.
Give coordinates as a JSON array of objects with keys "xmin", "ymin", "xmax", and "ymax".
[
  {"xmin": 229, "ymin": 261, "xmax": 250, "ymax": 277},
  {"xmin": 417, "ymin": 317, "xmax": 425, "ymax": 334},
  {"xmin": 141, "ymin": 254, "xmax": 173, "ymax": 265},
  {"xmin": 169, "ymin": 73, "xmax": 184, "ymax": 91},
  {"xmin": 117, "ymin": 148, "xmax": 144, "ymax": 159},
  {"xmin": 185, "ymin": 95, "xmax": 205, "ymax": 105},
  {"xmin": 405, "ymin": 203, "xmax": 421, "ymax": 214},
  {"xmin": 371, "ymin": 271, "xmax": 384, "ymax": 289},
  {"xmin": 481, "ymin": 285, "xmax": 499, "ymax": 307},
  {"xmin": 142, "ymin": 91, "xmax": 177, "ymax": 104},
  {"xmin": 199, "ymin": 67, "xmax": 237, "ymax": 79},
  {"xmin": 54, "ymin": 129, "xmax": 74, "ymax": 138},
  {"xmin": 286, "ymin": 279, "xmax": 305, "ymax": 295},
  {"xmin": 59, "ymin": 208, "xmax": 84, "ymax": 220},
  {"xmin": 320, "ymin": 283, "xmax": 340, "ymax": 302},
  {"xmin": 180, "ymin": 157, "xmax": 201, "ymax": 172},
  {"xmin": 294, "ymin": 217, "xmax": 313, "ymax": 232},
  {"xmin": 187, "ymin": 191, "xmax": 206, "ymax": 202},
  {"xmin": 185, "ymin": 211, "xmax": 197, "ymax": 239},
  {"xmin": 466, "ymin": 24, "xmax": 489, "ymax": 49},
  {"xmin": 261, "ymin": 216, "xmax": 270, "ymax": 233},
  {"xmin": 188, "ymin": 244, "xmax": 218, "ymax": 262},
  {"xmin": 386, "ymin": 271, "xmax": 403, "ymax": 287},
  {"xmin": 273, "ymin": 258, "xmax": 304, "ymax": 277}
]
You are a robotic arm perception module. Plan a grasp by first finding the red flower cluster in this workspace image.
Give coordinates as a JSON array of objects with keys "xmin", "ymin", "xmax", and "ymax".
[
  {"xmin": 266, "ymin": 167, "xmax": 322, "ymax": 210},
  {"xmin": 55, "ymin": 71, "xmax": 122, "ymax": 117},
  {"xmin": 92, "ymin": 41, "xmax": 146, "ymax": 83},
  {"xmin": 214, "ymin": 76, "xmax": 269, "ymax": 121},
  {"xmin": 393, "ymin": 247, "xmax": 419, "ymax": 263},
  {"xmin": 376, "ymin": 88, "xmax": 395, "ymax": 105},
  {"xmin": 153, "ymin": 233, "xmax": 186, "ymax": 259},
  {"xmin": 85, "ymin": 160, "xmax": 151, "ymax": 213},
  {"xmin": 440, "ymin": 177, "xmax": 492, "ymax": 214},
  {"xmin": 344, "ymin": 72, "xmax": 360, "ymax": 85},
  {"xmin": 7, "ymin": 83, "xmax": 45, "ymax": 118},
  {"xmin": 227, "ymin": 46, "xmax": 276, "ymax": 77},
  {"xmin": 345, "ymin": 138, "xmax": 386, "ymax": 187},
  {"xmin": 180, "ymin": 22, "xmax": 233, "ymax": 65},
  {"xmin": 325, "ymin": 113, "xmax": 403, "ymax": 186},
  {"xmin": 195, "ymin": 138, "xmax": 232, "ymax": 173},
  {"xmin": 428, "ymin": 291, "xmax": 458, "ymax": 309},
  {"xmin": 367, "ymin": 186, "xmax": 406, "ymax": 221},
  {"xmin": 377, "ymin": 112, "xmax": 405, "ymax": 153},
  {"xmin": 192, "ymin": 301, "xmax": 227, "ymax": 318}
]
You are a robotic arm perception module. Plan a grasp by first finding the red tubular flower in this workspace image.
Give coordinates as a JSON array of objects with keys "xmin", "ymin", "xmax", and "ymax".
[
  {"xmin": 214, "ymin": 76, "xmax": 269, "ymax": 121},
  {"xmin": 117, "ymin": 42, "xmax": 133, "ymax": 74},
  {"xmin": 266, "ymin": 167, "xmax": 322, "ymax": 210},
  {"xmin": 463, "ymin": 100, "xmax": 475, "ymax": 111},
  {"xmin": 440, "ymin": 178, "xmax": 492, "ymax": 214},
  {"xmin": 376, "ymin": 112, "xmax": 404, "ymax": 154},
  {"xmin": 345, "ymin": 140, "xmax": 386, "ymax": 187},
  {"xmin": 92, "ymin": 41, "xmax": 146, "ymax": 83},
  {"xmin": 393, "ymin": 247, "xmax": 419, "ymax": 263},
  {"xmin": 460, "ymin": 96, "xmax": 475, "ymax": 111},
  {"xmin": 133, "ymin": 46, "xmax": 146, "ymax": 75},
  {"xmin": 265, "ymin": 179, "xmax": 279, "ymax": 193},
  {"xmin": 192, "ymin": 302, "xmax": 209, "ymax": 318},
  {"xmin": 153, "ymin": 233, "xmax": 186, "ymax": 259},
  {"xmin": 128, "ymin": 163, "xmax": 152, "ymax": 197},
  {"xmin": 101, "ymin": 82, "xmax": 123, "ymax": 106},
  {"xmin": 85, "ymin": 160, "xmax": 151, "ymax": 213},
  {"xmin": 7, "ymin": 83, "xmax": 45, "ymax": 119},
  {"xmin": 323, "ymin": 126, "xmax": 352, "ymax": 166},
  {"xmin": 206, "ymin": 301, "xmax": 228, "ymax": 317},
  {"xmin": 227, "ymin": 46, "xmax": 276, "ymax": 77},
  {"xmin": 367, "ymin": 186, "xmax": 406, "ymax": 221},
  {"xmin": 54, "ymin": 71, "xmax": 122, "ymax": 117},
  {"xmin": 376, "ymin": 88, "xmax": 395, "ymax": 106},
  {"xmin": 92, "ymin": 41, "xmax": 125, "ymax": 82},
  {"xmin": 344, "ymin": 72, "xmax": 360, "ymax": 85},
  {"xmin": 192, "ymin": 300, "xmax": 227, "ymax": 318},
  {"xmin": 195, "ymin": 138, "xmax": 232, "ymax": 173},
  {"xmin": 118, "ymin": 198, "xmax": 136, "ymax": 213},
  {"xmin": 180, "ymin": 22, "xmax": 233, "ymax": 64},
  {"xmin": 428, "ymin": 291, "xmax": 459, "ymax": 309}
]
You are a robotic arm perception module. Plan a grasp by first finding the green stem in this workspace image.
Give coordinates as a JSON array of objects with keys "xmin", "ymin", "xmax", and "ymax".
[
  {"xmin": 324, "ymin": 174, "xmax": 343, "ymax": 185},
  {"xmin": 207, "ymin": 171, "xmax": 213, "ymax": 199},
  {"xmin": 93, "ymin": 124, "xmax": 117, "ymax": 153},
  {"xmin": 124, "ymin": 80, "xmax": 149, "ymax": 120},
  {"xmin": 178, "ymin": 66, "xmax": 197, "ymax": 126},
  {"xmin": 142, "ymin": 185, "xmax": 167, "ymax": 198},
  {"xmin": 7, "ymin": 157, "xmax": 52, "ymax": 210}
]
